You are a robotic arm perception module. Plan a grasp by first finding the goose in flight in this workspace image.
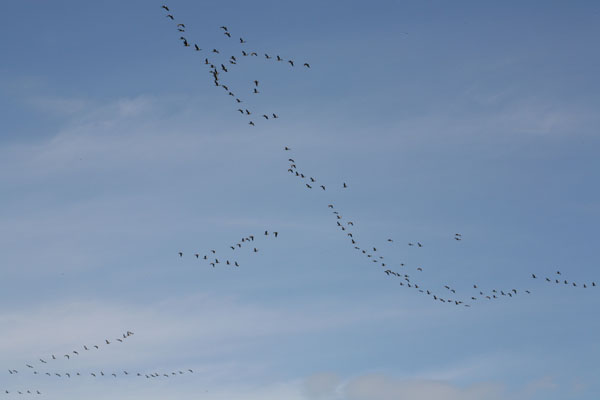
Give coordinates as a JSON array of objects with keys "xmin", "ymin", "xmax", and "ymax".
[
  {"xmin": 240, "ymin": 38, "xmax": 246, "ymax": 43},
  {"xmin": 220, "ymin": 26, "xmax": 228, "ymax": 31},
  {"xmin": 161, "ymin": 5, "xmax": 170, "ymax": 11},
  {"xmin": 194, "ymin": 44, "xmax": 201, "ymax": 51},
  {"xmin": 166, "ymin": 14, "xmax": 174, "ymax": 20},
  {"xmin": 224, "ymin": 32, "xmax": 231, "ymax": 37},
  {"xmin": 288, "ymin": 60, "xmax": 294, "ymax": 66}
]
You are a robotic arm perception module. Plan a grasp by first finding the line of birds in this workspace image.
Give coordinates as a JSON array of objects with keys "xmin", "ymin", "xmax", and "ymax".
[
  {"xmin": 161, "ymin": 4, "xmax": 310, "ymax": 128},
  {"xmin": 15, "ymin": 369, "xmax": 194, "ymax": 380},
  {"xmin": 283, "ymin": 153, "xmax": 558, "ymax": 307},
  {"xmin": 8, "ymin": 331, "xmax": 134, "ymax": 375},
  {"xmin": 0, "ymin": 389, "xmax": 42, "ymax": 395},
  {"xmin": 532, "ymin": 271, "xmax": 596, "ymax": 289},
  {"xmin": 179, "ymin": 229, "xmax": 279, "ymax": 268}
]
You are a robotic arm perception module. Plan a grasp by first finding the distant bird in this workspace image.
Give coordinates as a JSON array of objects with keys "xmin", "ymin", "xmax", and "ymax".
[
  {"xmin": 224, "ymin": 32, "xmax": 231, "ymax": 37},
  {"xmin": 272, "ymin": 113, "xmax": 278, "ymax": 118},
  {"xmin": 304, "ymin": 63, "xmax": 310, "ymax": 68},
  {"xmin": 212, "ymin": 49, "xmax": 219, "ymax": 53},
  {"xmin": 254, "ymin": 80, "xmax": 259, "ymax": 86},
  {"xmin": 177, "ymin": 23, "xmax": 185, "ymax": 28},
  {"xmin": 263, "ymin": 114, "xmax": 269, "ymax": 119},
  {"xmin": 249, "ymin": 121, "xmax": 255, "ymax": 126},
  {"xmin": 276, "ymin": 55, "xmax": 282, "ymax": 61},
  {"xmin": 288, "ymin": 60, "xmax": 294, "ymax": 66},
  {"xmin": 265, "ymin": 53, "xmax": 272, "ymax": 59},
  {"xmin": 178, "ymin": 252, "xmax": 183, "ymax": 257},
  {"xmin": 285, "ymin": 147, "xmax": 291, "ymax": 150},
  {"xmin": 166, "ymin": 14, "xmax": 174, "ymax": 20},
  {"xmin": 343, "ymin": 182, "xmax": 347, "ymax": 188},
  {"xmin": 532, "ymin": 274, "xmax": 537, "ymax": 279},
  {"xmin": 161, "ymin": 5, "xmax": 170, "ymax": 11},
  {"xmin": 194, "ymin": 44, "xmax": 201, "ymax": 51},
  {"xmin": 240, "ymin": 38, "xmax": 246, "ymax": 43},
  {"xmin": 220, "ymin": 26, "xmax": 228, "ymax": 31}
]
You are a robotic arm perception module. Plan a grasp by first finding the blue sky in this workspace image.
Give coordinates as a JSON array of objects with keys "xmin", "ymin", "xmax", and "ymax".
[{"xmin": 1, "ymin": 1, "xmax": 600, "ymax": 399}]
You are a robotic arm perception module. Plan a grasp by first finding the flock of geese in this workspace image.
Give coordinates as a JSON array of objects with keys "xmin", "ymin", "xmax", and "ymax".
[
  {"xmin": 9, "ymin": 331, "xmax": 134, "ymax": 374},
  {"xmin": 161, "ymin": 4, "xmax": 310, "ymax": 128},
  {"xmin": 161, "ymin": 4, "xmax": 598, "ymax": 307},
  {"xmin": 3, "ymin": 3, "xmax": 597, "ymax": 398},
  {"xmin": 179, "ymin": 229, "xmax": 280, "ymax": 268},
  {"xmin": 5, "ymin": 330, "xmax": 194, "ymax": 397}
]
